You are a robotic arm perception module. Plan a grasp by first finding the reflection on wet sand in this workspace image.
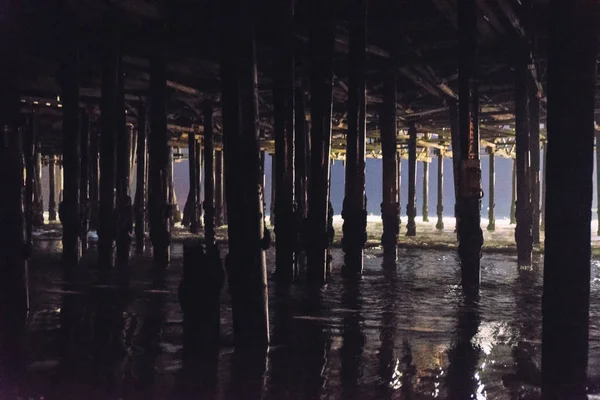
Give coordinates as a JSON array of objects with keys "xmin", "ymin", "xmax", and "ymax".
[{"xmin": 14, "ymin": 243, "xmax": 600, "ymax": 398}]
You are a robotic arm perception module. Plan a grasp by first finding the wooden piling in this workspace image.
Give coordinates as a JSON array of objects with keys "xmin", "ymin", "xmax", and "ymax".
[
  {"xmin": 273, "ymin": 0, "xmax": 296, "ymax": 282},
  {"xmin": 456, "ymin": 0, "xmax": 483, "ymax": 290},
  {"xmin": 116, "ymin": 73, "xmax": 131, "ymax": 262},
  {"xmin": 24, "ymin": 116, "xmax": 35, "ymax": 245},
  {"xmin": 380, "ymin": 65, "xmax": 399, "ymax": 257},
  {"xmin": 0, "ymin": 0, "xmax": 29, "ymax": 322},
  {"xmin": 149, "ymin": 54, "xmax": 171, "ymax": 266},
  {"xmin": 306, "ymin": 0, "xmax": 335, "ymax": 284},
  {"xmin": 215, "ymin": 150, "xmax": 224, "ymax": 227},
  {"xmin": 529, "ymin": 87, "xmax": 541, "ymax": 244},
  {"xmin": 80, "ymin": 109, "xmax": 90, "ymax": 251},
  {"xmin": 0, "ymin": 110, "xmax": 30, "ymax": 319},
  {"xmin": 510, "ymin": 159, "xmax": 516, "ymax": 225},
  {"xmin": 541, "ymin": 142, "xmax": 546, "ymax": 231},
  {"xmin": 134, "ymin": 105, "xmax": 147, "ymax": 253},
  {"xmin": 60, "ymin": 32, "xmax": 81, "ymax": 264},
  {"xmin": 220, "ymin": 0, "xmax": 269, "ymax": 346},
  {"xmin": 195, "ymin": 138, "xmax": 203, "ymax": 227},
  {"xmin": 203, "ymin": 100, "xmax": 216, "ymax": 247},
  {"xmin": 397, "ymin": 153, "xmax": 402, "ymax": 229},
  {"xmin": 406, "ymin": 124, "xmax": 417, "ymax": 237},
  {"xmin": 169, "ymin": 147, "xmax": 182, "ymax": 225},
  {"xmin": 342, "ymin": 0, "xmax": 368, "ymax": 275},
  {"xmin": 436, "ymin": 150, "xmax": 444, "ymax": 230},
  {"xmin": 48, "ymin": 156, "xmax": 57, "ymax": 221},
  {"xmin": 89, "ymin": 120, "xmax": 99, "ymax": 231},
  {"xmin": 270, "ymin": 154, "xmax": 276, "ymax": 227},
  {"xmin": 597, "ymin": 134, "xmax": 600, "ymax": 236},
  {"xmin": 33, "ymin": 138, "xmax": 44, "ymax": 227},
  {"xmin": 486, "ymin": 147, "xmax": 495, "ymax": 231},
  {"xmin": 514, "ymin": 47, "xmax": 533, "ymax": 267},
  {"xmin": 98, "ymin": 19, "xmax": 119, "ymax": 267},
  {"xmin": 422, "ymin": 159, "xmax": 429, "ymax": 222},
  {"xmin": 185, "ymin": 129, "xmax": 199, "ymax": 233},
  {"xmin": 542, "ymin": 1, "xmax": 596, "ymax": 396}
]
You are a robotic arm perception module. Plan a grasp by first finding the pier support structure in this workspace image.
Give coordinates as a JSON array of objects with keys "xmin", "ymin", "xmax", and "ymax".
[
  {"xmin": 89, "ymin": 119, "xmax": 99, "ymax": 232},
  {"xmin": 342, "ymin": 0, "xmax": 368, "ymax": 276},
  {"xmin": 48, "ymin": 156, "xmax": 57, "ymax": 221},
  {"xmin": 542, "ymin": 1, "xmax": 596, "ymax": 397},
  {"xmin": 436, "ymin": 150, "xmax": 444, "ymax": 230},
  {"xmin": 306, "ymin": 0, "xmax": 335, "ymax": 284},
  {"xmin": 60, "ymin": 30, "xmax": 81, "ymax": 265},
  {"xmin": 220, "ymin": 0, "xmax": 269, "ymax": 347},
  {"xmin": 0, "ymin": 65, "xmax": 29, "ymax": 319},
  {"xmin": 203, "ymin": 100, "xmax": 216, "ymax": 247},
  {"xmin": 514, "ymin": 47, "xmax": 533, "ymax": 267},
  {"xmin": 32, "ymin": 135, "xmax": 44, "ymax": 227},
  {"xmin": 406, "ymin": 124, "xmax": 417, "ymax": 237},
  {"xmin": 80, "ymin": 109, "xmax": 90, "ymax": 251},
  {"xmin": 487, "ymin": 147, "xmax": 495, "ymax": 231},
  {"xmin": 422, "ymin": 158, "xmax": 429, "ymax": 222},
  {"xmin": 215, "ymin": 150, "xmax": 224, "ymax": 227},
  {"xmin": 456, "ymin": 0, "xmax": 483, "ymax": 289},
  {"xmin": 185, "ymin": 129, "xmax": 199, "ymax": 233},
  {"xmin": 98, "ymin": 19, "xmax": 119, "ymax": 267},
  {"xmin": 510, "ymin": 159, "xmax": 516, "ymax": 225},
  {"xmin": 541, "ymin": 142, "xmax": 546, "ymax": 231},
  {"xmin": 380, "ymin": 65, "xmax": 399, "ymax": 257},
  {"xmin": 149, "ymin": 55, "xmax": 171, "ymax": 266},
  {"xmin": 116, "ymin": 73, "xmax": 131, "ymax": 263},
  {"xmin": 134, "ymin": 105, "xmax": 147, "ymax": 253},
  {"xmin": 273, "ymin": 0, "xmax": 295, "ymax": 282},
  {"xmin": 529, "ymin": 86, "xmax": 541, "ymax": 244}
]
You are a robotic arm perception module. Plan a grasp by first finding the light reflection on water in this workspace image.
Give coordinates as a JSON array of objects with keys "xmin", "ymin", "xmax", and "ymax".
[{"xmin": 9, "ymin": 243, "xmax": 600, "ymax": 399}]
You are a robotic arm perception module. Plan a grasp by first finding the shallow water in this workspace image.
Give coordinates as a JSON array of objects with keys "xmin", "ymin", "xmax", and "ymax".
[{"xmin": 7, "ymin": 242, "xmax": 600, "ymax": 399}]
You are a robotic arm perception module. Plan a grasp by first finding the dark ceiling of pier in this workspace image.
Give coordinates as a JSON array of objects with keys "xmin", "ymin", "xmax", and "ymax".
[{"xmin": 16, "ymin": 0, "xmax": 557, "ymax": 160}]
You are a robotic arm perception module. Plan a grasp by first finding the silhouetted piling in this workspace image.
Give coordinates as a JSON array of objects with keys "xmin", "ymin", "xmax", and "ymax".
[
  {"xmin": 24, "ymin": 115, "xmax": 36, "ymax": 245},
  {"xmin": 486, "ymin": 147, "xmax": 495, "ymax": 231},
  {"xmin": 33, "ymin": 137, "xmax": 44, "ymax": 227},
  {"xmin": 215, "ymin": 150, "xmax": 224, "ymax": 227},
  {"xmin": 116, "ymin": 71, "xmax": 132, "ymax": 263},
  {"xmin": 529, "ymin": 87, "xmax": 541, "ymax": 244},
  {"xmin": 542, "ymin": 1, "xmax": 596, "ymax": 397},
  {"xmin": 0, "ymin": 103, "xmax": 30, "ymax": 321},
  {"xmin": 341, "ymin": 0, "xmax": 367, "ymax": 276},
  {"xmin": 436, "ymin": 150, "xmax": 444, "ymax": 230},
  {"xmin": 456, "ymin": 0, "xmax": 483, "ymax": 289},
  {"xmin": 80, "ymin": 108, "xmax": 90, "ymax": 251},
  {"xmin": 380, "ymin": 65, "xmax": 399, "ymax": 258},
  {"xmin": 306, "ymin": 0, "xmax": 335, "ymax": 284},
  {"xmin": 134, "ymin": 105, "xmax": 147, "ymax": 253},
  {"xmin": 273, "ymin": 0, "xmax": 296, "ymax": 282},
  {"xmin": 60, "ymin": 30, "xmax": 81, "ymax": 265},
  {"xmin": 98, "ymin": 17, "xmax": 119, "ymax": 267},
  {"xmin": 203, "ymin": 100, "xmax": 216, "ymax": 247},
  {"xmin": 149, "ymin": 54, "xmax": 171, "ymax": 266},
  {"xmin": 180, "ymin": 240, "xmax": 224, "ymax": 356},
  {"xmin": 89, "ymin": 119, "xmax": 99, "ymax": 231},
  {"xmin": 220, "ymin": 0, "xmax": 270, "ymax": 347},
  {"xmin": 514, "ymin": 46, "xmax": 532, "ymax": 267},
  {"xmin": 540, "ymin": 142, "xmax": 546, "ymax": 231},
  {"xmin": 0, "ymin": 1, "xmax": 29, "ymax": 322},
  {"xmin": 48, "ymin": 155, "xmax": 57, "ymax": 221},
  {"xmin": 510, "ymin": 159, "xmax": 516, "ymax": 225},
  {"xmin": 406, "ymin": 124, "xmax": 417, "ymax": 236},
  {"xmin": 195, "ymin": 138, "xmax": 203, "ymax": 227},
  {"xmin": 422, "ymin": 159, "xmax": 429, "ymax": 222},
  {"xmin": 184, "ymin": 128, "xmax": 199, "ymax": 233}
]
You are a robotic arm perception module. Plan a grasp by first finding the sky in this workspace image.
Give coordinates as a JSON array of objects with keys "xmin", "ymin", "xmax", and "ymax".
[{"xmin": 40, "ymin": 150, "xmax": 598, "ymax": 221}]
